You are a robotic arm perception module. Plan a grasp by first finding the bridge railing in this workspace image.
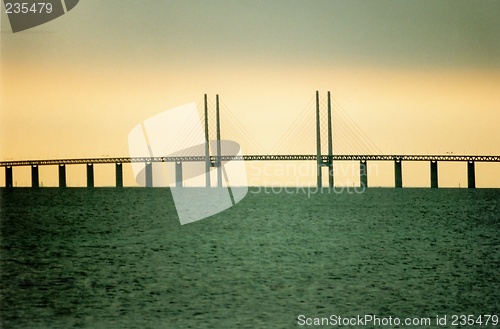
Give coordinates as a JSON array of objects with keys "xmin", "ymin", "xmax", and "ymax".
[{"xmin": 1, "ymin": 154, "xmax": 499, "ymax": 167}]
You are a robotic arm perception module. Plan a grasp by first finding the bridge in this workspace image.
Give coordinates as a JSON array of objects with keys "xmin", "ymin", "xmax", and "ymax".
[{"xmin": 1, "ymin": 92, "xmax": 499, "ymax": 188}]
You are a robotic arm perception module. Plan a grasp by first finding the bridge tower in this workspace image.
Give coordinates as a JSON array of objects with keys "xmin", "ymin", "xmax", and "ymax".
[
  {"xmin": 204, "ymin": 94, "xmax": 211, "ymax": 188},
  {"xmin": 203, "ymin": 94, "xmax": 223, "ymax": 188},
  {"xmin": 315, "ymin": 91, "xmax": 334, "ymax": 188}
]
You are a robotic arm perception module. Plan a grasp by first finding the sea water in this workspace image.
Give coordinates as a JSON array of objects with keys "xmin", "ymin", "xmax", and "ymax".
[{"xmin": 1, "ymin": 188, "xmax": 499, "ymax": 328}]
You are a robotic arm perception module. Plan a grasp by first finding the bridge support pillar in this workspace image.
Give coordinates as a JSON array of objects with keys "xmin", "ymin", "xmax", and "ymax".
[
  {"xmin": 31, "ymin": 165, "xmax": 39, "ymax": 188},
  {"xmin": 205, "ymin": 151, "xmax": 211, "ymax": 188},
  {"xmin": 328, "ymin": 163, "xmax": 334, "ymax": 188},
  {"xmin": 175, "ymin": 162, "xmax": 183, "ymax": 187},
  {"xmin": 145, "ymin": 163, "xmax": 152, "ymax": 187},
  {"xmin": 394, "ymin": 160, "xmax": 403, "ymax": 188},
  {"xmin": 430, "ymin": 161, "xmax": 438, "ymax": 188},
  {"xmin": 5, "ymin": 166, "xmax": 13, "ymax": 188},
  {"xmin": 58, "ymin": 164, "xmax": 66, "ymax": 188},
  {"xmin": 467, "ymin": 161, "xmax": 476, "ymax": 188},
  {"xmin": 216, "ymin": 161, "xmax": 222, "ymax": 187},
  {"xmin": 115, "ymin": 163, "xmax": 123, "ymax": 187},
  {"xmin": 360, "ymin": 160, "xmax": 368, "ymax": 188},
  {"xmin": 86, "ymin": 164, "xmax": 94, "ymax": 188},
  {"xmin": 316, "ymin": 165, "xmax": 323, "ymax": 188}
]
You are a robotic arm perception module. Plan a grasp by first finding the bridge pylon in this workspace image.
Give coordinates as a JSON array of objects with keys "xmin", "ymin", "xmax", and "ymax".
[
  {"xmin": 203, "ymin": 94, "xmax": 223, "ymax": 188},
  {"xmin": 316, "ymin": 91, "xmax": 334, "ymax": 188}
]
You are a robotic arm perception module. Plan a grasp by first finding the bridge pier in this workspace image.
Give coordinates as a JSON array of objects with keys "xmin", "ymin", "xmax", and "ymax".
[
  {"xmin": 430, "ymin": 161, "xmax": 438, "ymax": 188},
  {"xmin": 31, "ymin": 165, "xmax": 39, "ymax": 188},
  {"xmin": 328, "ymin": 162, "xmax": 334, "ymax": 188},
  {"xmin": 145, "ymin": 162, "xmax": 152, "ymax": 187},
  {"xmin": 205, "ymin": 151, "xmax": 211, "ymax": 187},
  {"xmin": 87, "ymin": 164, "xmax": 94, "ymax": 188},
  {"xmin": 394, "ymin": 160, "xmax": 403, "ymax": 188},
  {"xmin": 5, "ymin": 166, "xmax": 13, "ymax": 188},
  {"xmin": 467, "ymin": 161, "xmax": 476, "ymax": 188},
  {"xmin": 115, "ymin": 163, "xmax": 123, "ymax": 187},
  {"xmin": 175, "ymin": 162, "xmax": 183, "ymax": 187},
  {"xmin": 316, "ymin": 164, "xmax": 323, "ymax": 188},
  {"xmin": 360, "ymin": 160, "xmax": 368, "ymax": 188},
  {"xmin": 58, "ymin": 164, "xmax": 66, "ymax": 188}
]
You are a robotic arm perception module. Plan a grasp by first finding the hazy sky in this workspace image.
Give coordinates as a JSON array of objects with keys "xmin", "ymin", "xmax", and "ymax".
[{"xmin": 1, "ymin": 0, "xmax": 499, "ymax": 186}]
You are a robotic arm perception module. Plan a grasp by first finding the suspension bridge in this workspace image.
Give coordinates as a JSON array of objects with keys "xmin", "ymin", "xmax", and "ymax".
[{"xmin": 1, "ymin": 91, "xmax": 499, "ymax": 188}]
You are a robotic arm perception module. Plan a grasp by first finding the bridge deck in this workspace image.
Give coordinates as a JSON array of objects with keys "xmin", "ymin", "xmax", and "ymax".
[{"xmin": 1, "ymin": 155, "xmax": 499, "ymax": 167}]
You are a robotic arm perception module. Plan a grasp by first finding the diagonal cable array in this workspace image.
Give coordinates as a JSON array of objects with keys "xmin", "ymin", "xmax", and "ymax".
[
  {"xmin": 268, "ymin": 92, "xmax": 382, "ymax": 156},
  {"xmin": 330, "ymin": 94, "xmax": 383, "ymax": 155},
  {"xmin": 269, "ymin": 96, "xmax": 316, "ymax": 155},
  {"xmin": 163, "ymin": 104, "xmax": 205, "ymax": 156},
  {"xmin": 219, "ymin": 100, "xmax": 267, "ymax": 155},
  {"xmin": 164, "ymin": 93, "xmax": 382, "ymax": 157}
]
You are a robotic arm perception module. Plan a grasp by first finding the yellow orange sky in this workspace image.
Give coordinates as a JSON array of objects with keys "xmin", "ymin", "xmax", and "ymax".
[{"xmin": 1, "ymin": 0, "xmax": 499, "ymax": 187}]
